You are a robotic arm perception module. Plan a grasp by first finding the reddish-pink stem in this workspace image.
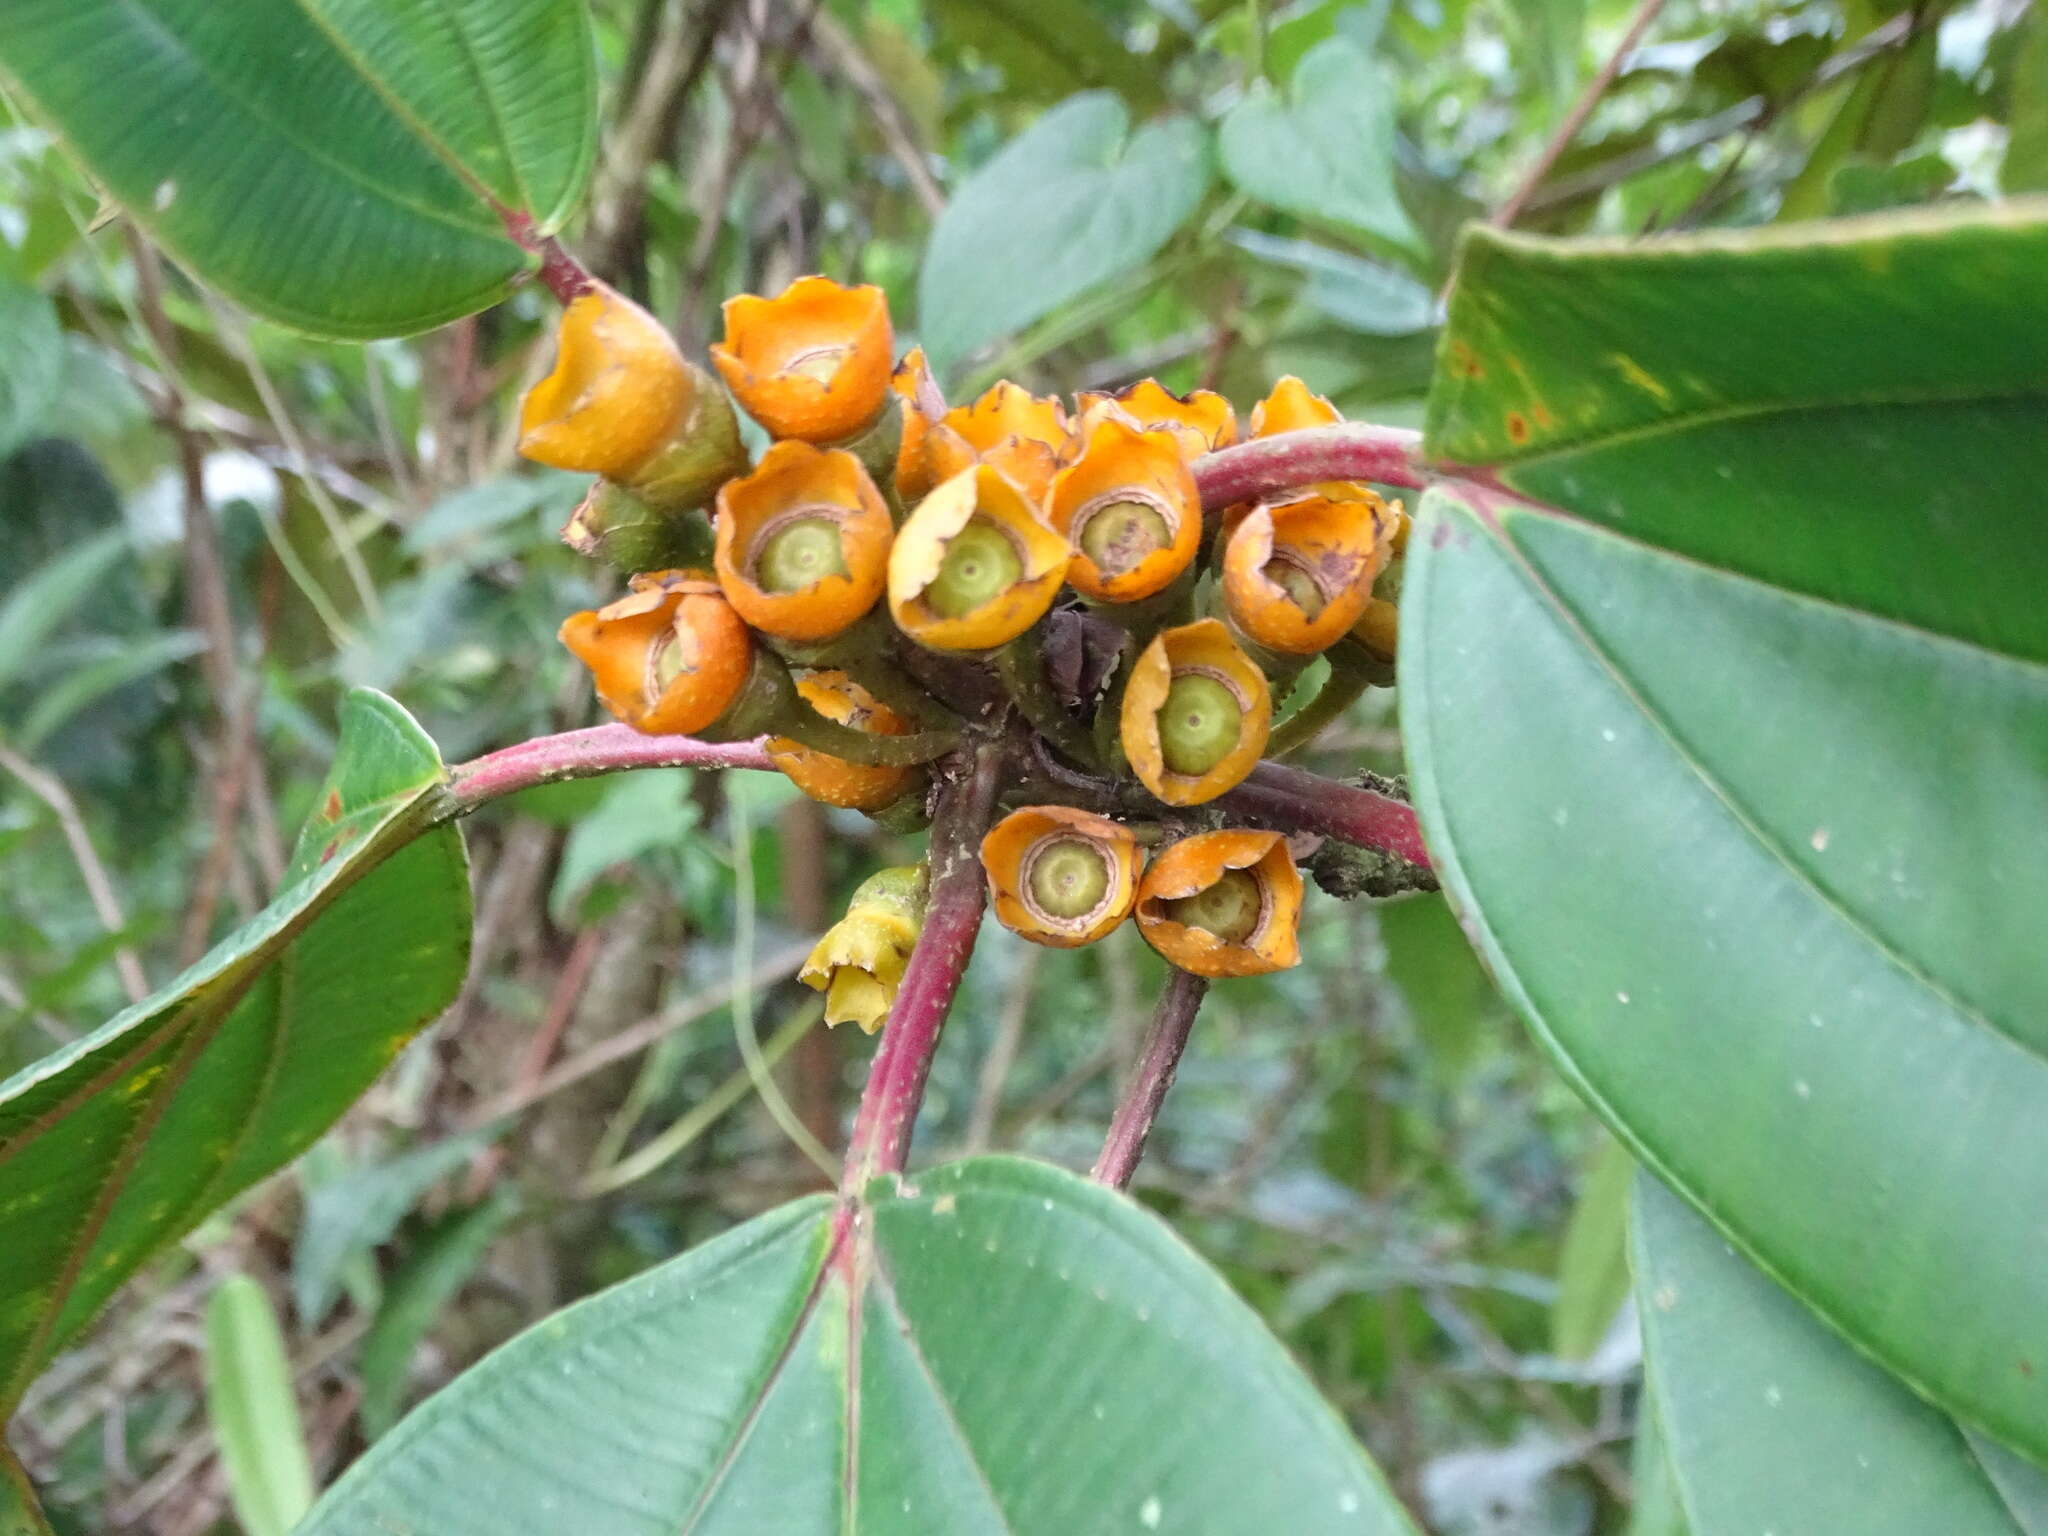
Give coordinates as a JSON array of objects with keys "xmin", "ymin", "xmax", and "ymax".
[
  {"xmin": 1092, "ymin": 967, "xmax": 1208, "ymax": 1190},
  {"xmin": 444, "ymin": 725, "xmax": 772, "ymax": 813},
  {"xmin": 1218, "ymin": 761, "xmax": 1432, "ymax": 870},
  {"xmin": 499, "ymin": 209, "xmax": 595, "ymax": 305},
  {"xmin": 842, "ymin": 748, "xmax": 1002, "ymax": 1192},
  {"xmin": 1192, "ymin": 423, "xmax": 1427, "ymax": 507}
]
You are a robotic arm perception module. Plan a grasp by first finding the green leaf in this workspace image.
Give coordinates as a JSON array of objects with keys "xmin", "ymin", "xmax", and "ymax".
[
  {"xmin": 357, "ymin": 1189, "xmax": 519, "ymax": 1439},
  {"xmin": 1549, "ymin": 1131, "xmax": 1631, "ymax": 1361},
  {"xmin": 0, "ymin": 689, "xmax": 470, "ymax": 1412},
  {"xmin": 1405, "ymin": 209, "xmax": 2048, "ymax": 1462},
  {"xmin": 1627, "ymin": 1389, "xmax": 1688, "ymax": 1536},
  {"xmin": 0, "ymin": 0, "xmax": 596, "ymax": 337},
  {"xmin": 918, "ymin": 93, "xmax": 1211, "ymax": 375},
  {"xmin": 1633, "ymin": 1175, "xmax": 2048, "ymax": 1533},
  {"xmin": 1229, "ymin": 228, "xmax": 1437, "ymax": 335},
  {"xmin": 302, "ymin": 1157, "xmax": 1417, "ymax": 1534},
  {"xmin": 2005, "ymin": 10, "xmax": 2048, "ymax": 194},
  {"xmin": 928, "ymin": 0, "xmax": 1161, "ymax": 106},
  {"xmin": 294, "ymin": 1127, "xmax": 502, "ymax": 1328},
  {"xmin": 205, "ymin": 1275, "xmax": 316, "ymax": 1536},
  {"xmin": 0, "ymin": 278, "xmax": 62, "ymax": 461},
  {"xmin": 1220, "ymin": 37, "xmax": 1419, "ymax": 252},
  {"xmin": 14, "ymin": 630, "xmax": 206, "ymax": 750},
  {"xmin": 0, "ymin": 531, "xmax": 125, "ymax": 693}
]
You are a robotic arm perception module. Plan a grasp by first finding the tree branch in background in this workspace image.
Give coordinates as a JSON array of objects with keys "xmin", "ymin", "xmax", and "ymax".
[
  {"xmin": 0, "ymin": 744, "xmax": 148, "ymax": 1005},
  {"xmin": 1494, "ymin": 0, "xmax": 1670, "ymax": 229},
  {"xmin": 842, "ymin": 746, "xmax": 1002, "ymax": 1189},
  {"xmin": 1092, "ymin": 967, "xmax": 1208, "ymax": 1190}
]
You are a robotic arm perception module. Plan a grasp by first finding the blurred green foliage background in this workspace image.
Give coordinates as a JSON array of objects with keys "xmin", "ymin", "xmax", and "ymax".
[{"xmin": 1, "ymin": 0, "xmax": 2039, "ymax": 1528}]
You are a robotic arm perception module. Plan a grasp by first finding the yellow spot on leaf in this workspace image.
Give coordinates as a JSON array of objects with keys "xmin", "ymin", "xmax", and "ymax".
[{"xmin": 1609, "ymin": 354, "xmax": 1672, "ymax": 402}]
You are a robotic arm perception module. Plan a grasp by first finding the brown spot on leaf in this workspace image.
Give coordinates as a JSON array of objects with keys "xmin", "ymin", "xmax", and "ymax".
[
  {"xmin": 1531, "ymin": 403, "xmax": 1554, "ymax": 429},
  {"xmin": 1448, "ymin": 341, "xmax": 1483, "ymax": 380},
  {"xmin": 1505, "ymin": 411, "xmax": 1530, "ymax": 444},
  {"xmin": 319, "ymin": 837, "xmax": 342, "ymax": 864},
  {"xmin": 321, "ymin": 788, "xmax": 343, "ymax": 820},
  {"xmin": 2022, "ymin": 1359, "xmax": 2036, "ymax": 1378}
]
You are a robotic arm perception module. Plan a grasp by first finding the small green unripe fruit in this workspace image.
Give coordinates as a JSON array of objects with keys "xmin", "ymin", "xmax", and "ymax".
[
  {"xmin": 753, "ymin": 513, "xmax": 848, "ymax": 593},
  {"xmin": 1158, "ymin": 673, "xmax": 1243, "ymax": 776},
  {"xmin": 1166, "ymin": 868, "xmax": 1263, "ymax": 943},
  {"xmin": 1026, "ymin": 837, "xmax": 1112, "ymax": 920},
  {"xmin": 1078, "ymin": 497, "xmax": 1172, "ymax": 575},
  {"xmin": 927, "ymin": 516, "xmax": 1024, "ymax": 618}
]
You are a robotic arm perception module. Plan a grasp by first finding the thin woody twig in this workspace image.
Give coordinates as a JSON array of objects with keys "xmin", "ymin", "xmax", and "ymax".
[
  {"xmin": 1092, "ymin": 968, "xmax": 1208, "ymax": 1190},
  {"xmin": 0, "ymin": 743, "xmax": 148, "ymax": 1005},
  {"xmin": 443, "ymin": 725, "xmax": 775, "ymax": 813},
  {"xmin": 1493, "ymin": 0, "xmax": 1670, "ymax": 229}
]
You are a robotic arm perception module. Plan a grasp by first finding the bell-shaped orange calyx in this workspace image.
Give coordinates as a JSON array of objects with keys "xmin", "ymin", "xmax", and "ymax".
[
  {"xmin": 714, "ymin": 441, "xmax": 892, "ymax": 641},
  {"xmin": 766, "ymin": 671, "xmax": 921, "ymax": 811},
  {"xmin": 1135, "ymin": 829, "xmax": 1303, "ymax": 977},
  {"xmin": 558, "ymin": 570, "xmax": 753, "ymax": 736},
  {"xmin": 981, "ymin": 805, "xmax": 1143, "ymax": 949},
  {"xmin": 1248, "ymin": 375, "xmax": 1341, "ymax": 437},
  {"xmin": 887, "ymin": 464, "xmax": 1071, "ymax": 650},
  {"xmin": 923, "ymin": 381, "xmax": 1071, "ymax": 503},
  {"xmin": 800, "ymin": 865, "xmax": 926, "ymax": 1032},
  {"xmin": 1222, "ymin": 490, "xmax": 1391, "ymax": 655},
  {"xmin": 891, "ymin": 348, "xmax": 945, "ymax": 503},
  {"xmin": 711, "ymin": 275, "xmax": 893, "ymax": 442},
  {"xmin": 519, "ymin": 282, "xmax": 694, "ymax": 478},
  {"xmin": 1075, "ymin": 379, "xmax": 1237, "ymax": 459},
  {"xmin": 1120, "ymin": 618, "xmax": 1271, "ymax": 805},
  {"xmin": 1047, "ymin": 414, "xmax": 1201, "ymax": 602}
]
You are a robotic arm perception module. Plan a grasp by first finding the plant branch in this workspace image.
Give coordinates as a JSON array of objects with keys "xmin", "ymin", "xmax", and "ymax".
[
  {"xmin": 499, "ymin": 209, "xmax": 595, "ymax": 305},
  {"xmin": 1092, "ymin": 967, "xmax": 1208, "ymax": 1190},
  {"xmin": 1494, "ymin": 0, "xmax": 1669, "ymax": 229},
  {"xmin": 1216, "ymin": 761, "xmax": 1432, "ymax": 870},
  {"xmin": 842, "ymin": 745, "xmax": 1003, "ymax": 1190},
  {"xmin": 443, "ymin": 725, "xmax": 775, "ymax": 814},
  {"xmin": 1192, "ymin": 423, "xmax": 1427, "ymax": 507}
]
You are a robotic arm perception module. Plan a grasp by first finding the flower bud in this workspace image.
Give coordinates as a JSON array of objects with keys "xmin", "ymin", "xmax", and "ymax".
[
  {"xmin": 519, "ymin": 283, "xmax": 743, "ymax": 510},
  {"xmin": 1046, "ymin": 415, "xmax": 1200, "ymax": 603},
  {"xmin": 1120, "ymin": 618, "xmax": 1271, "ymax": 805},
  {"xmin": 713, "ymin": 441, "xmax": 893, "ymax": 641},
  {"xmin": 1075, "ymin": 379, "xmax": 1236, "ymax": 459},
  {"xmin": 712, "ymin": 275, "xmax": 893, "ymax": 442},
  {"xmin": 1221, "ymin": 489, "xmax": 1391, "ymax": 655},
  {"xmin": 981, "ymin": 806, "xmax": 1142, "ymax": 948},
  {"xmin": 888, "ymin": 464, "xmax": 1071, "ymax": 651},
  {"xmin": 560, "ymin": 480, "xmax": 716, "ymax": 574},
  {"xmin": 1135, "ymin": 830, "xmax": 1303, "ymax": 977},
  {"xmin": 800, "ymin": 865, "xmax": 926, "ymax": 1032},
  {"xmin": 558, "ymin": 570, "xmax": 752, "ymax": 736},
  {"xmin": 766, "ymin": 671, "xmax": 922, "ymax": 810}
]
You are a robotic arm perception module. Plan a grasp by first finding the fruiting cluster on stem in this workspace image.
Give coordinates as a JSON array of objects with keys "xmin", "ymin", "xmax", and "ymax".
[{"xmin": 512, "ymin": 268, "xmax": 1427, "ymax": 1182}]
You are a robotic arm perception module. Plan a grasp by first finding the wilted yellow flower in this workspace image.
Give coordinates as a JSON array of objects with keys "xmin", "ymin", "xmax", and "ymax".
[
  {"xmin": 800, "ymin": 865, "xmax": 926, "ymax": 1031},
  {"xmin": 1075, "ymin": 379, "xmax": 1236, "ymax": 459},
  {"xmin": 558, "ymin": 570, "xmax": 752, "ymax": 736},
  {"xmin": 1221, "ymin": 490, "xmax": 1391, "ymax": 655}
]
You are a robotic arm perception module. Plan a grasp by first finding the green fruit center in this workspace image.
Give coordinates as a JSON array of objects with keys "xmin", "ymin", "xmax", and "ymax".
[
  {"xmin": 1026, "ymin": 836, "xmax": 1112, "ymax": 920},
  {"xmin": 1166, "ymin": 868, "xmax": 1263, "ymax": 944},
  {"xmin": 649, "ymin": 628, "xmax": 689, "ymax": 693},
  {"xmin": 927, "ymin": 516, "xmax": 1024, "ymax": 618},
  {"xmin": 1263, "ymin": 553, "xmax": 1327, "ymax": 621},
  {"xmin": 1077, "ymin": 496, "xmax": 1172, "ymax": 576},
  {"xmin": 1158, "ymin": 671, "xmax": 1243, "ymax": 776},
  {"xmin": 753, "ymin": 512, "xmax": 848, "ymax": 593}
]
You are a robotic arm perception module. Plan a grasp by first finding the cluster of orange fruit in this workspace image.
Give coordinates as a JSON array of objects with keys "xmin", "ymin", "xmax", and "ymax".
[{"xmin": 516, "ymin": 275, "xmax": 1405, "ymax": 1016}]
